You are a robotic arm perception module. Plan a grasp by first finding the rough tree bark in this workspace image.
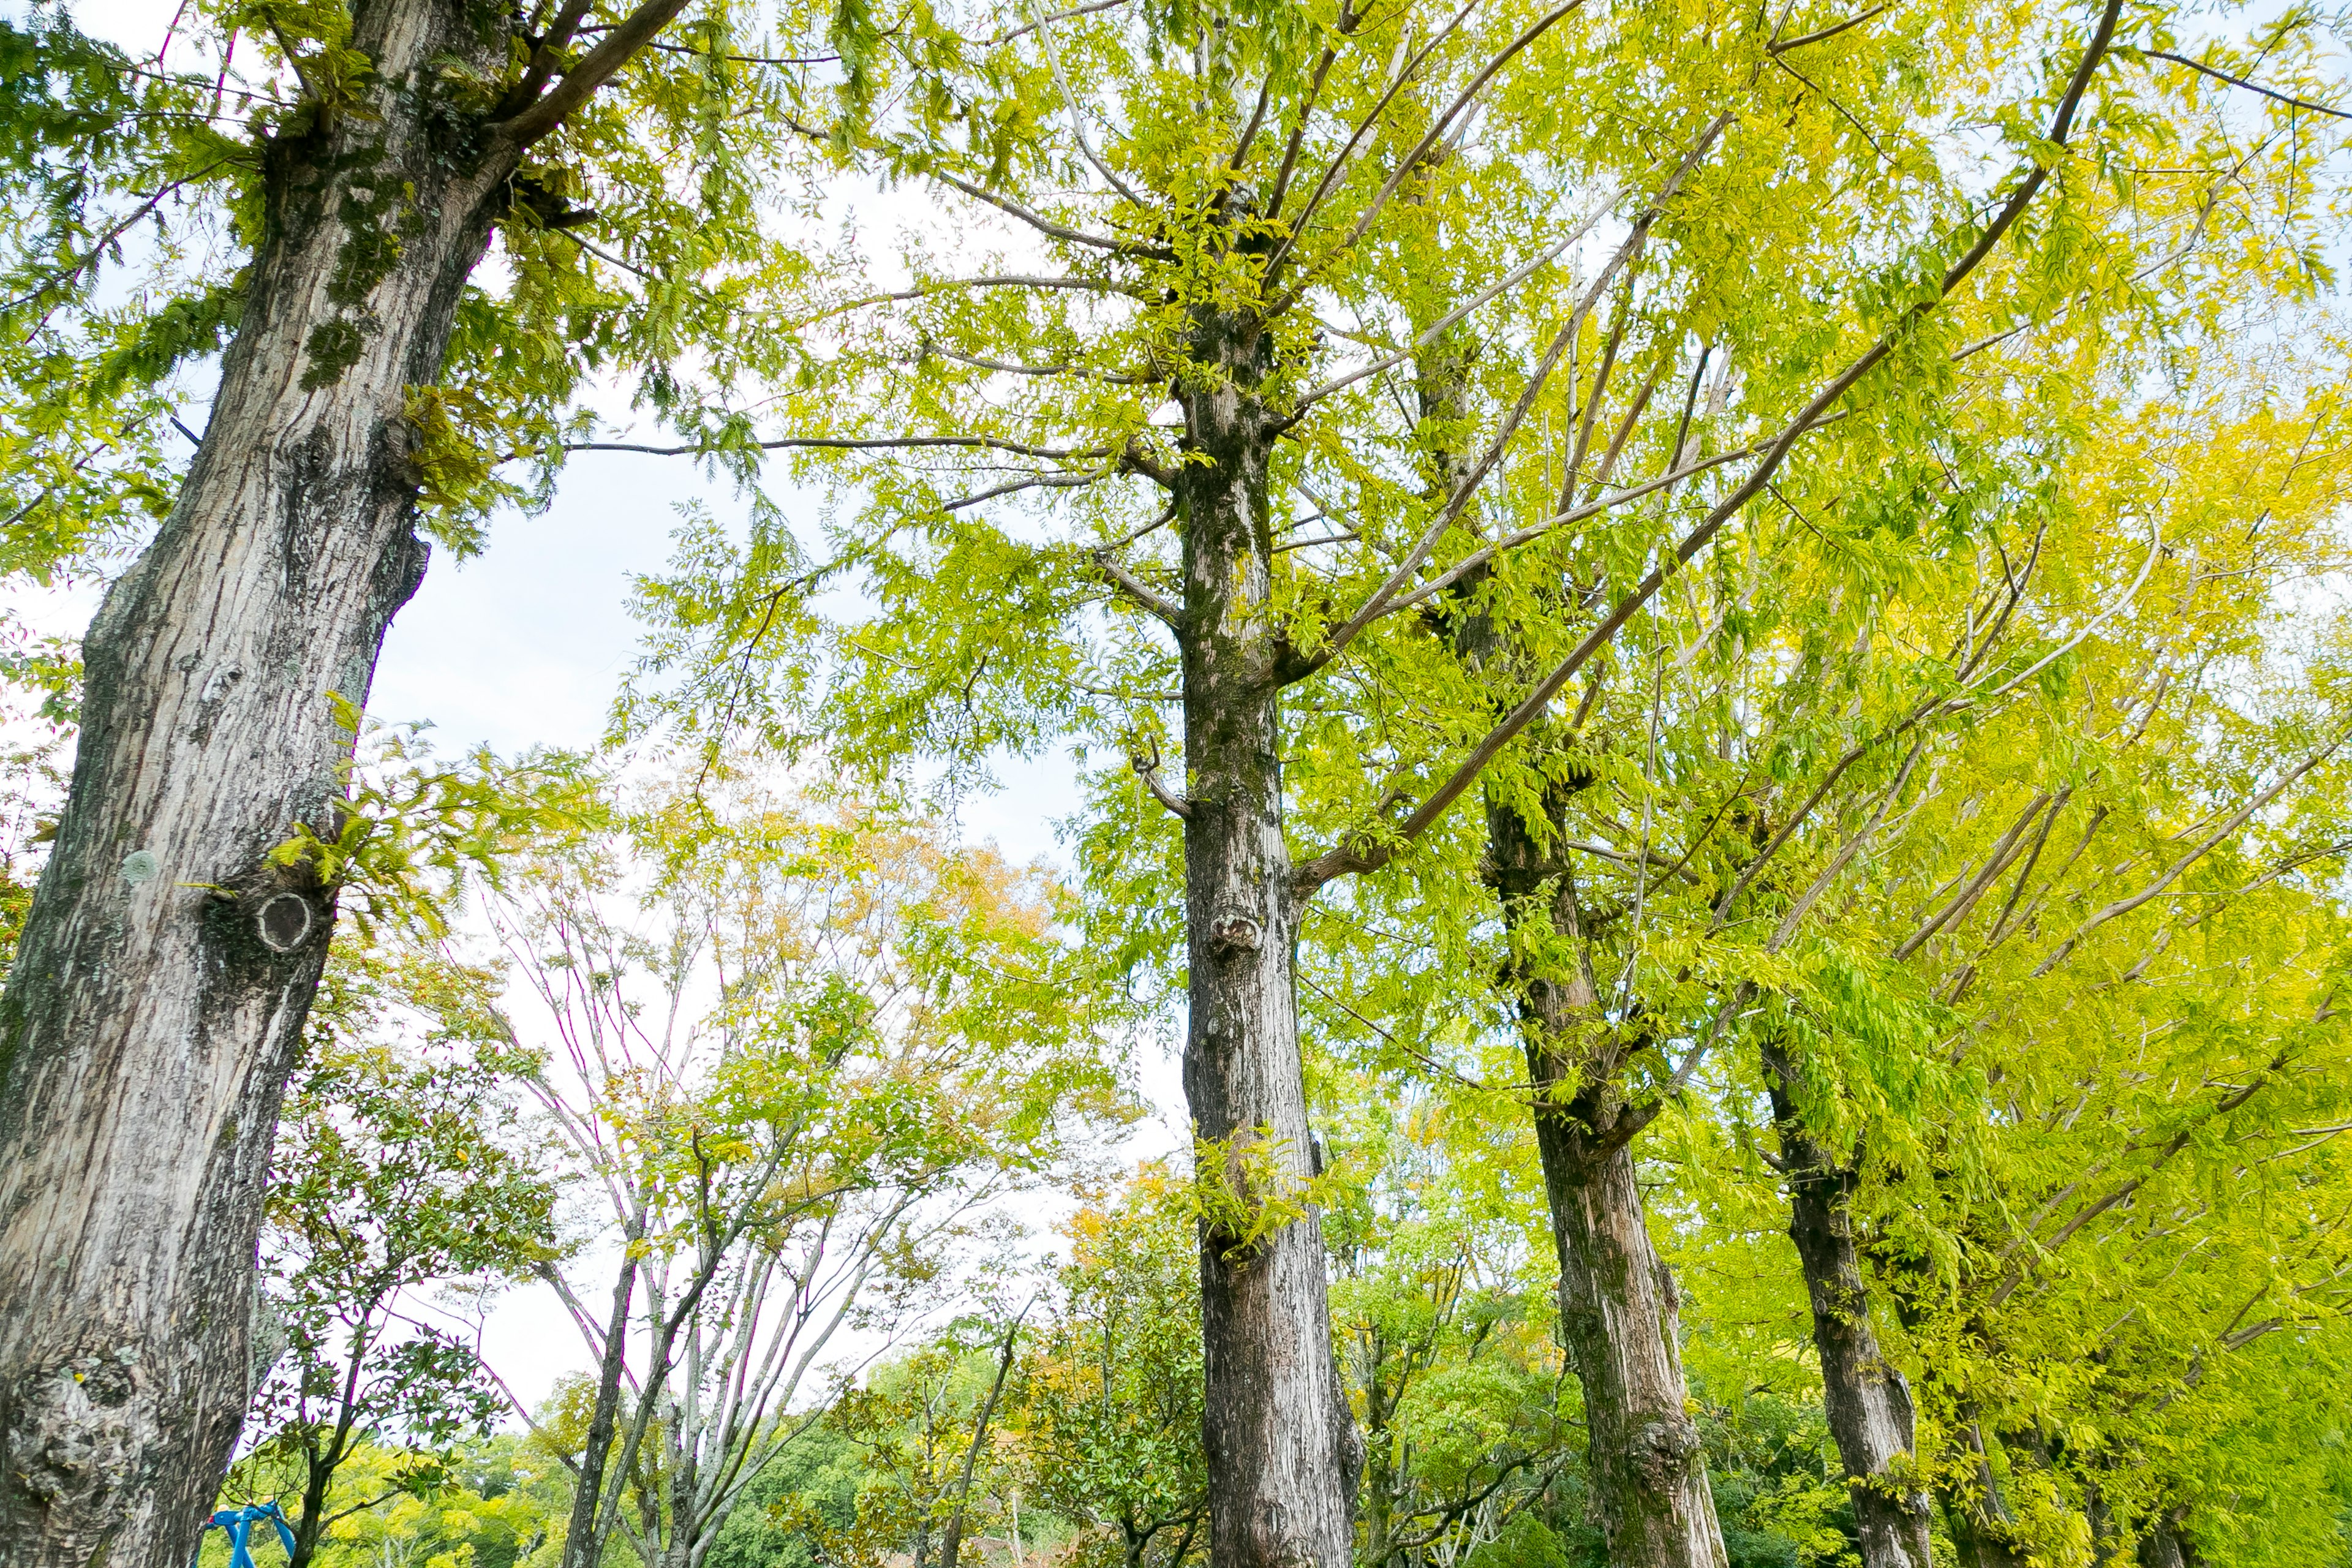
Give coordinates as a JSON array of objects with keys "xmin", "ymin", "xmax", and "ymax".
[
  {"xmin": 0, "ymin": 2, "xmax": 679, "ymax": 1561},
  {"xmin": 559, "ymin": 1257, "xmax": 640, "ymax": 1568},
  {"xmin": 1170, "ymin": 228, "xmax": 1357, "ymax": 1568},
  {"xmin": 1941, "ymin": 1419, "xmax": 2031, "ymax": 1568},
  {"xmin": 1507, "ymin": 916, "xmax": 1727, "ymax": 1568},
  {"xmin": 1472, "ymin": 755, "xmax": 1722, "ymax": 1566},
  {"xmin": 2136, "ymin": 1510, "xmax": 2203, "ymax": 1568},
  {"xmin": 1758, "ymin": 1038, "xmax": 1935, "ymax": 1568},
  {"xmin": 1422, "ymin": 334, "xmax": 1724, "ymax": 1566}
]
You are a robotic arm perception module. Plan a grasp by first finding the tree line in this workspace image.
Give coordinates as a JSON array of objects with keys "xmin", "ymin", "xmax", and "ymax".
[{"xmin": 3, "ymin": 0, "xmax": 2352, "ymax": 1566}]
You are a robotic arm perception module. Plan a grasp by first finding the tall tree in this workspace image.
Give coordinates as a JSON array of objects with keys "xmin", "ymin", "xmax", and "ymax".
[
  {"xmin": 0, "ymin": 2, "xmax": 832, "ymax": 1559},
  {"xmin": 626, "ymin": 4, "xmax": 2171, "ymax": 1559}
]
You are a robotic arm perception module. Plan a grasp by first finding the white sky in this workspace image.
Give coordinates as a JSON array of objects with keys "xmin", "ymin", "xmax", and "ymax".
[{"xmin": 34, "ymin": 0, "xmax": 1186, "ymax": 1414}]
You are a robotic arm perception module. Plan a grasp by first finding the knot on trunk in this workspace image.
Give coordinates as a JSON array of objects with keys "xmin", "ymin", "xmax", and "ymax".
[
  {"xmin": 1632, "ymin": 1416, "xmax": 1700, "ymax": 1493},
  {"xmin": 4, "ymin": 1347, "xmax": 152, "ymax": 1509},
  {"xmin": 254, "ymin": 893, "xmax": 315, "ymax": 952},
  {"xmin": 1209, "ymin": 913, "xmax": 1262, "ymax": 959},
  {"xmin": 203, "ymin": 853, "xmax": 331, "ymax": 967}
]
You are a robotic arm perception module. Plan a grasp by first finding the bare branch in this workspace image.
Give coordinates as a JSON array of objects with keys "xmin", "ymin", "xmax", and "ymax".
[
  {"xmin": 1770, "ymin": 2, "xmax": 1890, "ymax": 53},
  {"xmin": 926, "ymin": 168, "xmax": 1174, "ymax": 257},
  {"xmin": 1133, "ymin": 747, "xmax": 1194, "ymax": 820},
  {"xmin": 2031, "ymin": 727, "xmax": 2352, "ymax": 976},
  {"xmin": 2147, "ymin": 48, "xmax": 2352, "ymax": 119},
  {"xmin": 1293, "ymin": 211, "xmax": 1604, "ymax": 408},
  {"xmin": 986, "ymin": 0, "xmax": 1133, "ymax": 46},
  {"xmin": 564, "ymin": 434, "xmax": 1106, "ymax": 459},
  {"xmin": 1093, "ymin": 549, "xmax": 1182, "ymax": 623}
]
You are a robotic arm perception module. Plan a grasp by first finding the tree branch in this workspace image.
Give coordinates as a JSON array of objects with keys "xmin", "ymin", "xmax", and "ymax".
[
  {"xmin": 493, "ymin": 0, "xmax": 696, "ymax": 150},
  {"xmin": 926, "ymin": 168, "xmax": 1175, "ymax": 257},
  {"xmin": 2147, "ymin": 48, "xmax": 2352, "ymax": 120},
  {"xmin": 1289, "ymin": 0, "xmax": 2126, "ymax": 893},
  {"xmin": 1133, "ymin": 747, "xmax": 1193, "ymax": 820},
  {"xmin": 1093, "ymin": 549, "xmax": 1181, "ymax": 623}
]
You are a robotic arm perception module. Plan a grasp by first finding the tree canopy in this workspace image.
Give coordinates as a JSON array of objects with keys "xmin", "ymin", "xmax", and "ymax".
[{"xmin": 7, "ymin": 1, "xmax": 2352, "ymax": 1566}]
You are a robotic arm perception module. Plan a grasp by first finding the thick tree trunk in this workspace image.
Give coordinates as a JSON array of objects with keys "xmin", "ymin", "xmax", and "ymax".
[
  {"xmin": 1758, "ymin": 1039, "xmax": 1934, "ymax": 1568},
  {"xmin": 1175, "ymin": 287, "xmax": 1355, "ymax": 1568},
  {"xmin": 1524, "ymin": 1068, "xmax": 1726, "ymax": 1568},
  {"xmin": 0, "ymin": 4, "xmax": 519, "ymax": 1560}
]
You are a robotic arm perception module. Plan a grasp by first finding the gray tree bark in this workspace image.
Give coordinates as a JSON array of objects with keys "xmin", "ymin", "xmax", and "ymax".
[
  {"xmin": 1758, "ymin": 1038, "xmax": 1935, "ymax": 1568},
  {"xmin": 1518, "ymin": 1020, "xmax": 1727, "ymax": 1568},
  {"xmin": 1942, "ymin": 1420, "xmax": 2031, "ymax": 1568},
  {"xmin": 1170, "ymin": 236, "xmax": 1357, "ymax": 1568},
  {"xmin": 1420, "ymin": 326, "xmax": 1722, "ymax": 1566},
  {"xmin": 0, "ymin": 2, "xmax": 676, "ymax": 1560},
  {"xmin": 2136, "ymin": 1511, "xmax": 2202, "ymax": 1568},
  {"xmin": 558, "ymin": 1259, "xmax": 640, "ymax": 1568},
  {"xmin": 1477, "ymin": 782, "xmax": 1725, "ymax": 1568}
]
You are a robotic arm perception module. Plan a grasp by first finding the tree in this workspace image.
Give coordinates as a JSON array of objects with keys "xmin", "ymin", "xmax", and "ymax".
[
  {"xmin": 226, "ymin": 945, "xmax": 558, "ymax": 1568},
  {"xmin": 0, "ymin": 0, "xmax": 833, "ymax": 1555},
  {"xmin": 452, "ymin": 772, "xmax": 1125, "ymax": 1568},
  {"xmin": 1319, "ymin": 1076, "xmax": 1580, "ymax": 1567},
  {"xmin": 827, "ymin": 1318, "xmax": 1027, "ymax": 1568},
  {"xmin": 621, "ymin": 0, "xmax": 2206, "ymax": 1555},
  {"xmin": 1013, "ymin": 1171, "xmax": 1210, "ymax": 1568}
]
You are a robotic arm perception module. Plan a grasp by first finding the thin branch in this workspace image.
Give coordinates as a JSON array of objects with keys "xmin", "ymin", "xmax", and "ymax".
[
  {"xmin": 1289, "ymin": 112, "xmax": 1730, "ymax": 680},
  {"xmin": 2031, "ymin": 727, "xmax": 2352, "ymax": 975},
  {"xmin": 986, "ymin": 0, "xmax": 1133, "ymax": 46},
  {"xmin": 813, "ymin": 273, "xmax": 1142, "ymax": 318},
  {"xmin": 1273, "ymin": 0, "xmax": 1483, "ymax": 253},
  {"xmin": 926, "ymin": 168, "xmax": 1174, "ymax": 257},
  {"xmin": 1293, "ymin": 211, "xmax": 1604, "ymax": 408},
  {"xmin": 1289, "ymin": 0, "xmax": 2125, "ymax": 892},
  {"xmin": 1284, "ymin": 0, "xmax": 1586, "ymax": 284},
  {"xmin": 564, "ymin": 434, "xmax": 1105, "ymax": 459},
  {"xmin": 1132, "ymin": 747, "xmax": 1194, "ymax": 820},
  {"xmin": 1770, "ymin": 2, "xmax": 1890, "ymax": 53},
  {"xmin": 945, "ymin": 469, "xmax": 1113, "ymax": 510},
  {"xmin": 1031, "ymin": 1, "xmax": 1150, "ymax": 207},
  {"xmin": 2147, "ymin": 49, "xmax": 2352, "ymax": 119}
]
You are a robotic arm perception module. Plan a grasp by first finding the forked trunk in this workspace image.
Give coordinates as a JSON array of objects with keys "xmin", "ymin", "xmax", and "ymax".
[
  {"xmin": 1759, "ymin": 1038, "xmax": 1934, "ymax": 1568},
  {"xmin": 0, "ymin": 2, "xmax": 520, "ymax": 1559},
  {"xmin": 1176, "ymin": 290, "xmax": 1355, "ymax": 1568},
  {"xmin": 1942, "ymin": 1421, "xmax": 2030, "ymax": 1568}
]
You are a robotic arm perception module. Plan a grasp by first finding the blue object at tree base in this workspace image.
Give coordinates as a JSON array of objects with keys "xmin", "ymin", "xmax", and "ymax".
[{"xmin": 193, "ymin": 1503, "xmax": 296, "ymax": 1568}]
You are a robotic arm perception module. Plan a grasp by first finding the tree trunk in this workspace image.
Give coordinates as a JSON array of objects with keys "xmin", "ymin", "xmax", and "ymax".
[
  {"xmin": 1758, "ymin": 1039, "xmax": 1935, "ymax": 1568},
  {"xmin": 1175, "ymin": 278, "xmax": 1355, "ymax": 1568},
  {"xmin": 0, "ymin": 3, "xmax": 521, "ymax": 1560},
  {"xmin": 1942, "ymin": 1421, "xmax": 2030, "ymax": 1568},
  {"xmin": 1523, "ymin": 1071, "xmax": 1726, "ymax": 1568},
  {"xmin": 2136, "ymin": 1511, "xmax": 2201, "ymax": 1568},
  {"xmin": 1466, "ymin": 622, "xmax": 1724, "ymax": 1568}
]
